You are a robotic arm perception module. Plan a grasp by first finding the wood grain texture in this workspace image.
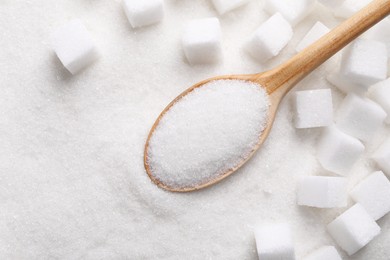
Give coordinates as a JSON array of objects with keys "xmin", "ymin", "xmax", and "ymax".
[{"xmin": 145, "ymin": 0, "xmax": 390, "ymax": 192}]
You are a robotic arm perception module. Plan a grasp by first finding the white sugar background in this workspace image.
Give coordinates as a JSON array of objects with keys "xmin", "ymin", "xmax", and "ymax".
[{"xmin": 0, "ymin": 0, "xmax": 389, "ymax": 259}]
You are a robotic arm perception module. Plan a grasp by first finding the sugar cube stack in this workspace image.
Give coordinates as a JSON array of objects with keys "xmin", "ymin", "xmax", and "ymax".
[
  {"xmin": 211, "ymin": 0, "xmax": 249, "ymax": 15},
  {"xmin": 317, "ymin": 126, "xmax": 364, "ymax": 175},
  {"xmin": 336, "ymin": 94, "xmax": 387, "ymax": 143},
  {"xmin": 369, "ymin": 78, "xmax": 390, "ymax": 124},
  {"xmin": 297, "ymin": 176, "xmax": 347, "ymax": 208},
  {"xmin": 263, "ymin": 0, "xmax": 315, "ymax": 26},
  {"xmin": 296, "ymin": 22, "xmax": 330, "ymax": 52},
  {"xmin": 372, "ymin": 138, "xmax": 390, "ymax": 176},
  {"xmin": 340, "ymin": 39, "xmax": 388, "ymax": 87},
  {"xmin": 364, "ymin": 19, "xmax": 390, "ymax": 57},
  {"xmin": 294, "ymin": 89, "xmax": 333, "ymax": 129},
  {"xmin": 303, "ymin": 246, "xmax": 342, "ymax": 260},
  {"xmin": 51, "ymin": 19, "xmax": 99, "ymax": 75},
  {"xmin": 327, "ymin": 204, "xmax": 381, "ymax": 256},
  {"xmin": 254, "ymin": 223, "xmax": 295, "ymax": 260},
  {"xmin": 334, "ymin": 0, "xmax": 372, "ymax": 18},
  {"xmin": 182, "ymin": 18, "xmax": 222, "ymax": 65},
  {"xmin": 246, "ymin": 13, "xmax": 293, "ymax": 62},
  {"xmin": 327, "ymin": 73, "xmax": 368, "ymax": 95},
  {"xmin": 123, "ymin": 0, "xmax": 164, "ymax": 28},
  {"xmin": 350, "ymin": 171, "xmax": 390, "ymax": 220}
]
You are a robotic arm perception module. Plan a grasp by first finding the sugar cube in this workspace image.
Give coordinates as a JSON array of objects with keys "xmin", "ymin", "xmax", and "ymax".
[
  {"xmin": 303, "ymin": 246, "xmax": 342, "ymax": 260},
  {"xmin": 211, "ymin": 0, "xmax": 249, "ymax": 15},
  {"xmin": 364, "ymin": 19, "xmax": 390, "ymax": 57},
  {"xmin": 51, "ymin": 19, "xmax": 98, "ymax": 75},
  {"xmin": 336, "ymin": 94, "xmax": 386, "ymax": 142},
  {"xmin": 263, "ymin": 0, "xmax": 315, "ymax": 26},
  {"xmin": 350, "ymin": 171, "xmax": 390, "ymax": 220},
  {"xmin": 254, "ymin": 223, "xmax": 295, "ymax": 260},
  {"xmin": 326, "ymin": 73, "xmax": 368, "ymax": 95},
  {"xmin": 123, "ymin": 0, "xmax": 164, "ymax": 28},
  {"xmin": 327, "ymin": 204, "xmax": 380, "ymax": 255},
  {"xmin": 246, "ymin": 13, "xmax": 293, "ymax": 62},
  {"xmin": 372, "ymin": 138, "xmax": 390, "ymax": 176},
  {"xmin": 317, "ymin": 0, "xmax": 343, "ymax": 9},
  {"xmin": 368, "ymin": 78, "xmax": 390, "ymax": 124},
  {"xmin": 297, "ymin": 176, "xmax": 347, "ymax": 208},
  {"xmin": 294, "ymin": 89, "xmax": 333, "ymax": 129},
  {"xmin": 182, "ymin": 18, "xmax": 222, "ymax": 65},
  {"xmin": 334, "ymin": 0, "xmax": 372, "ymax": 19},
  {"xmin": 296, "ymin": 22, "xmax": 330, "ymax": 52},
  {"xmin": 340, "ymin": 39, "xmax": 388, "ymax": 87},
  {"xmin": 317, "ymin": 126, "xmax": 364, "ymax": 175}
]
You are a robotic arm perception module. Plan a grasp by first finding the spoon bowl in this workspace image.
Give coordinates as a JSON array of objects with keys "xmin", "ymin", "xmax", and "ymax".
[
  {"xmin": 144, "ymin": 73, "xmax": 283, "ymax": 192},
  {"xmin": 145, "ymin": 0, "xmax": 390, "ymax": 192}
]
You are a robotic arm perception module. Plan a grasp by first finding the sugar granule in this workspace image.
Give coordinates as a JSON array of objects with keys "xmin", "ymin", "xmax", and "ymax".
[{"xmin": 147, "ymin": 80, "xmax": 270, "ymax": 188}]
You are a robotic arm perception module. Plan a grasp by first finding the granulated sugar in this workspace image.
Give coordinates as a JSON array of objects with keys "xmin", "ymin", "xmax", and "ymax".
[
  {"xmin": 1, "ymin": 1, "xmax": 389, "ymax": 260},
  {"xmin": 147, "ymin": 80, "xmax": 269, "ymax": 188}
]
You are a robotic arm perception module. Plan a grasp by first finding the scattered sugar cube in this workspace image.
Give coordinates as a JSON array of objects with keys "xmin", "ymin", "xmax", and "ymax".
[
  {"xmin": 51, "ymin": 19, "xmax": 99, "ymax": 75},
  {"xmin": 303, "ymin": 246, "xmax": 342, "ymax": 260},
  {"xmin": 372, "ymin": 138, "xmax": 390, "ymax": 176},
  {"xmin": 294, "ymin": 89, "xmax": 333, "ymax": 129},
  {"xmin": 246, "ymin": 13, "xmax": 293, "ymax": 62},
  {"xmin": 350, "ymin": 171, "xmax": 390, "ymax": 220},
  {"xmin": 317, "ymin": 0, "xmax": 343, "ymax": 9},
  {"xmin": 296, "ymin": 22, "xmax": 330, "ymax": 52},
  {"xmin": 327, "ymin": 73, "xmax": 368, "ymax": 95},
  {"xmin": 334, "ymin": 0, "xmax": 372, "ymax": 18},
  {"xmin": 317, "ymin": 126, "xmax": 364, "ymax": 175},
  {"xmin": 327, "ymin": 203, "xmax": 380, "ymax": 256},
  {"xmin": 364, "ymin": 19, "xmax": 390, "ymax": 57},
  {"xmin": 182, "ymin": 18, "xmax": 222, "ymax": 65},
  {"xmin": 254, "ymin": 223, "xmax": 295, "ymax": 260},
  {"xmin": 340, "ymin": 39, "xmax": 388, "ymax": 87},
  {"xmin": 263, "ymin": 0, "xmax": 315, "ymax": 26},
  {"xmin": 123, "ymin": 0, "xmax": 164, "ymax": 28},
  {"xmin": 336, "ymin": 94, "xmax": 386, "ymax": 142},
  {"xmin": 368, "ymin": 78, "xmax": 390, "ymax": 124},
  {"xmin": 297, "ymin": 176, "xmax": 347, "ymax": 208},
  {"xmin": 211, "ymin": 0, "xmax": 249, "ymax": 15}
]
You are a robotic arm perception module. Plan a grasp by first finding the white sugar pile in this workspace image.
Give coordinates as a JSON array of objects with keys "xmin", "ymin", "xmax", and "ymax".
[
  {"xmin": 1, "ymin": 1, "xmax": 390, "ymax": 260},
  {"xmin": 147, "ymin": 80, "xmax": 270, "ymax": 188}
]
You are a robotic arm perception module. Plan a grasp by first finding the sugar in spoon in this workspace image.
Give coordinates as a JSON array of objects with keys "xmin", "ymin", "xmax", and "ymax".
[{"xmin": 144, "ymin": 0, "xmax": 390, "ymax": 192}]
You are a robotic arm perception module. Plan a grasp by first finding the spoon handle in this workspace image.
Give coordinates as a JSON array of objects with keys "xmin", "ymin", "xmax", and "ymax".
[{"xmin": 256, "ymin": 0, "xmax": 390, "ymax": 94}]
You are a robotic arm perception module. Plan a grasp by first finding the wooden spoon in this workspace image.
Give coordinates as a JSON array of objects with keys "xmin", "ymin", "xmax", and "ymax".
[{"xmin": 145, "ymin": 0, "xmax": 390, "ymax": 192}]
